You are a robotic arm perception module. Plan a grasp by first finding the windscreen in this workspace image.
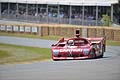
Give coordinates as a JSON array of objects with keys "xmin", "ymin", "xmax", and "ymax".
[{"xmin": 68, "ymin": 38, "xmax": 89, "ymax": 46}]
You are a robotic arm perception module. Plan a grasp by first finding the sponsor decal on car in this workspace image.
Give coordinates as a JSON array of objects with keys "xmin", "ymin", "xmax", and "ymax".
[{"xmin": 59, "ymin": 49, "xmax": 82, "ymax": 52}]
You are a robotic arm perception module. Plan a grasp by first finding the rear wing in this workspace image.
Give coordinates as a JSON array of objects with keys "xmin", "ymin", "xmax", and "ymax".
[
  {"xmin": 87, "ymin": 37, "xmax": 106, "ymax": 52},
  {"xmin": 87, "ymin": 37, "xmax": 105, "ymax": 43}
]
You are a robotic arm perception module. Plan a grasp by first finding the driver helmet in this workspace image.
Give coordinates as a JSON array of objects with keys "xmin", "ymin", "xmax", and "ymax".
[{"xmin": 68, "ymin": 40, "xmax": 74, "ymax": 46}]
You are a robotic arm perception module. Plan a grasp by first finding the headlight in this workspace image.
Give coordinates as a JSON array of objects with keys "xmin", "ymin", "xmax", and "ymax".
[
  {"xmin": 83, "ymin": 49, "xmax": 90, "ymax": 55},
  {"xmin": 53, "ymin": 50, "xmax": 59, "ymax": 56}
]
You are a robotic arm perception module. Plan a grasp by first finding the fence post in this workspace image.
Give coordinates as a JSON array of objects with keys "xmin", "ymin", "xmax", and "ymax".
[
  {"xmin": 111, "ymin": 4, "xmax": 113, "ymax": 23},
  {"xmin": 26, "ymin": 1, "xmax": 28, "ymax": 22},
  {"xmin": 57, "ymin": 3, "xmax": 60, "ymax": 23},
  {"xmin": 0, "ymin": 1, "xmax": 1, "ymax": 19},
  {"xmin": 7, "ymin": 2, "xmax": 10, "ymax": 18},
  {"xmin": 36, "ymin": 2, "xmax": 38, "ymax": 23},
  {"xmin": 16, "ymin": 2, "xmax": 19, "ymax": 20},
  {"xmin": 96, "ymin": 5, "xmax": 98, "ymax": 26},
  {"xmin": 82, "ymin": 4, "xmax": 84, "ymax": 25},
  {"xmin": 46, "ymin": 3, "xmax": 48, "ymax": 23},
  {"xmin": 69, "ymin": 3, "xmax": 72, "ymax": 24}
]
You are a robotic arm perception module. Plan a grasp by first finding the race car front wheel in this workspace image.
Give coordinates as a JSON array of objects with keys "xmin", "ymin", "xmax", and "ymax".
[{"xmin": 90, "ymin": 49, "xmax": 96, "ymax": 59}]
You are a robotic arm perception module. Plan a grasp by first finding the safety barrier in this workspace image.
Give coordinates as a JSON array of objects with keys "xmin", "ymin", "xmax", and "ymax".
[{"xmin": 0, "ymin": 23, "xmax": 120, "ymax": 41}]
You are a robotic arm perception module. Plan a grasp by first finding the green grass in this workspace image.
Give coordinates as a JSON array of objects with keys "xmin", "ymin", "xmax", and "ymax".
[
  {"xmin": 0, "ymin": 31, "xmax": 61, "ymax": 40},
  {"xmin": 0, "ymin": 43, "xmax": 51, "ymax": 64},
  {"xmin": 106, "ymin": 40, "xmax": 120, "ymax": 46},
  {"xmin": 0, "ymin": 50, "xmax": 11, "ymax": 58}
]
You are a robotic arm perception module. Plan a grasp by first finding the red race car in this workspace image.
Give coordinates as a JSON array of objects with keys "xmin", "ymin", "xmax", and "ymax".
[{"xmin": 51, "ymin": 30, "xmax": 106, "ymax": 61}]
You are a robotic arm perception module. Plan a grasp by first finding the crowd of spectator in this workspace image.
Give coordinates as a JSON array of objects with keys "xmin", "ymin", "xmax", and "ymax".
[
  {"xmin": 1, "ymin": 4, "xmax": 98, "ymax": 21},
  {"xmin": 1, "ymin": 3, "xmax": 119, "ymax": 24}
]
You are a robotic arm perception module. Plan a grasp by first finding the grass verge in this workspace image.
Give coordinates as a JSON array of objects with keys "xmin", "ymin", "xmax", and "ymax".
[
  {"xmin": 106, "ymin": 40, "xmax": 120, "ymax": 46},
  {"xmin": 0, "ymin": 50, "xmax": 11, "ymax": 58},
  {"xmin": 0, "ymin": 43, "xmax": 51, "ymax": 64}
]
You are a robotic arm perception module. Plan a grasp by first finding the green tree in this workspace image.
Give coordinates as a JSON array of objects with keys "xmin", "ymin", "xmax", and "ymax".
[{"xmin": 102, "ymin": 14, "xmax": 112, "ymax": 27}]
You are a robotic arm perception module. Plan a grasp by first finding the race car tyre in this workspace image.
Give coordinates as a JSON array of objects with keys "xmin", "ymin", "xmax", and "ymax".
[
  {"xmin": 53, "ymin": 59, "xmax": 59, "ymax": 61},
  {"xmin": 90, "ymin": 49, "xmax": 96, "ymax": 59},
  {"xmin": 100, "ymin": 46, "xmax": 104, "ymax": 58}
]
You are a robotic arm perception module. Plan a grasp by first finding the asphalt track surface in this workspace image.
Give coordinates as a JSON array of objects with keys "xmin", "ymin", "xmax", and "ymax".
[
  {"xmin": 0, "ymin": 36, "xmax": 120, "ymax": 80},
  {"xmin": 0, "ymin": 36, "xmax": 57, "ymax": 48}
]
